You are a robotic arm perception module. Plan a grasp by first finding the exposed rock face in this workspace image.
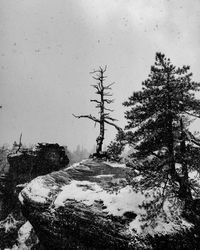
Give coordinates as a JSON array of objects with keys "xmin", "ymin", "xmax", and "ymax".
[
  {"xmin": 19, "ymin": 160, "xmax": 141, "ymax": 249},
  {"xmin": 0, "ymin": 143, "xmax": 69, "ymax": 249},
  {"xmin": 0, "ymin": 143, "xmax": 69, "ymax": 220},
  {"xmin": 7, "ymin": 143, "xmax": 69, "ymax": 186}
]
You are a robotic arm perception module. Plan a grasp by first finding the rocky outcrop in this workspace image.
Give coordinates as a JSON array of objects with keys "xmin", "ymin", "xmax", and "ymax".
[
  {"xmin": 7, "ymin": 143, "xmax": 69, "ymax": 186},
  {"xmin": 19, "ymin": 160, "xmax": 139, "ymax": 249},
  {"xmin": 0, "ymin": 143, "xmax": 69, "ymax": 249},
  {"xmin": 0, "ymin": 143, "xmax": 69, "ymax": 220},
  {"xmin": 19, "ymin": 160, "xmax": 193, "ymax": 249}
]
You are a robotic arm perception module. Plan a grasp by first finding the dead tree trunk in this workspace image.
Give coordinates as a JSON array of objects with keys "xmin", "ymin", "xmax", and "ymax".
[
  {"xmin": 96, "ymin": 67, "xmax": 105, "ymax": 154},
  {"xmin": 73, "ymin": 66, "xmax": 121, "ymax": 157}
]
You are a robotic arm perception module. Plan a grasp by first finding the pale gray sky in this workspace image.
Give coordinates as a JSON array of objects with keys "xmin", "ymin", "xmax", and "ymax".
[{"xmin": 0, "ymin": 0, "xmax": 200, "ymax": 150}]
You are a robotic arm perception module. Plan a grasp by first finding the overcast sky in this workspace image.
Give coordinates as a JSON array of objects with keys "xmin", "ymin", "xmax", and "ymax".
[{"xmin": 0, "ymin": 0, "xmax": 200, "ymax": 150}]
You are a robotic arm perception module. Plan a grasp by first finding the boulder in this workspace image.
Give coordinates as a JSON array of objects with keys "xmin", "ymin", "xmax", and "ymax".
[{"xmin": 19, "ymin": 160, "xmax": 142, "ymax": 249}]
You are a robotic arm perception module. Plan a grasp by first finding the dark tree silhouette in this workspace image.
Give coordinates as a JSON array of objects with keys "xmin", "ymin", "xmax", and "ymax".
[
  {"xmin": 107, "ymin": 130, "xmax": 126, "ymax": 162},
  {"xmin": 73, "ymin": 66, "xmax": 121, "ymax": 156},
  {"xmin": 123, "ymin": 52, "xmax": 200, "ymax": 217}
]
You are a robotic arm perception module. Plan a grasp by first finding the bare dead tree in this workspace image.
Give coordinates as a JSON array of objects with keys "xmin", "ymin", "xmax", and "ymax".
[
  {"xmin": 73, "ymin": 66, "xmax": 121, "ymax": 156},
  {"xmin": 13, "ymin": 133, "xmax": 23, "ymax": 153}
]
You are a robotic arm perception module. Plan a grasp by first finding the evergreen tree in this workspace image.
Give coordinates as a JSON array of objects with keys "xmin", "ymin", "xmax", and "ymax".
[
  {"xmin": 123, "ymin": 52, "xmax": 200, "ymax": 217},
  {"xmin": 107, "ymin": 130, "xmax": 126, "ymax": 162}
]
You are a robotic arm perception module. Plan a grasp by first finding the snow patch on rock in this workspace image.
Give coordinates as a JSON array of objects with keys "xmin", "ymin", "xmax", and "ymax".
[
  {"xmin": 54, "ymin": 180, "xmax": 144, "ymax": 216},
  {"xmin": 18, "ymin": 221, "xmax": 33, "ymax": 243},
  {"xmin": 21, "ymin": 176, "xmax": 52, "ymax": 203},
  {"xmin": 8, "ymin": 221, "xmax": 38, "ymax": 250},
  {"xmin": 95, "ymin": 174, "xmax": 114, "ymax": 178},
  {"xmin": 104, "ymin": 162, "xmax": 127, "ymax": 168}
]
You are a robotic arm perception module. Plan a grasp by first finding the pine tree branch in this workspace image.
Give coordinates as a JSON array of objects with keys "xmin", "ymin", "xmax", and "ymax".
[{"xmin": 72, "ymin": 114, "xmax": 100, "ymax": 123}]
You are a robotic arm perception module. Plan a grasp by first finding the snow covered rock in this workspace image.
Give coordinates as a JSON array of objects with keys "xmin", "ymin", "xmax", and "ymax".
[
  {"xmin": 8, "ymin": 221, "xmax": 38, "ymax": 250},
  {"xmin": 0, "ymin": 143, "xmax": 69, "ymax": 220},
  {"xmin": 0, "ymin": 214, "xmax": 25, "ymax": 249},
  {"xmin": 19, "ymin": 159, "xmax": 194, "ymax": 249},
  {"xmin": 19, "ymin": 160, "xmax": 142, "ymax": 249},
  {"xmin": 0, "ymin": 143, "xmax": 69, "ymax": 249}
]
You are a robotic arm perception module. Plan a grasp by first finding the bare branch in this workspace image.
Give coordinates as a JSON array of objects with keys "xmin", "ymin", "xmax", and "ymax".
[
  {"xmin": 92, "ymin": 76, "xmax": 101, "ymax": 81},
  {"xmin": 104, "ymin": 82, "xmax": 115, "ymax": 89},
  {"xmin": 99, "ymin": 65, "xmax": 107, "ymax": 73},
  {"xmin": 90, "ymin": 70, "xmax": 99, "ymax": 74},
  {"xmin": 90, "ymin": 69, "xmax": 101, "ymax": 75},
  {"xmin": 105, "ymin": 116, "xmax": 118, "ymax": 122},
  {"xmin": 104, "ymin": 107, "xmax": 114, "ymax": 112},
  {"xmin": 104, "ymin": 92, "xmax": 113, "ymax": 97},
  {"xmin": 90, "ymin": 99, "xmax": 101, "ymax": 104},
  {"xmin": 104, "ymin": 99, "xmax": 114, "ymax": 104},
  {"xmin": 16, "ymin": 133, "xmax": 23, "ymax": 153},
  {"xmin": 104, "ymin": 119, "xmax": 121, "ymax": 131},
  {"xmin": 90, "ymin": 65, "xmax": 107, "ymax": 75},
  {"xmin": 91, "ymin": 84, "xmax": 100, "ymax": 91},
  {"xmin": 96, "ymin": 75, "xmax": 107, "ymax": 79},
  {"xmin": 73, "ymin": 114, "xmax": 100, "ymax": 123}
]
